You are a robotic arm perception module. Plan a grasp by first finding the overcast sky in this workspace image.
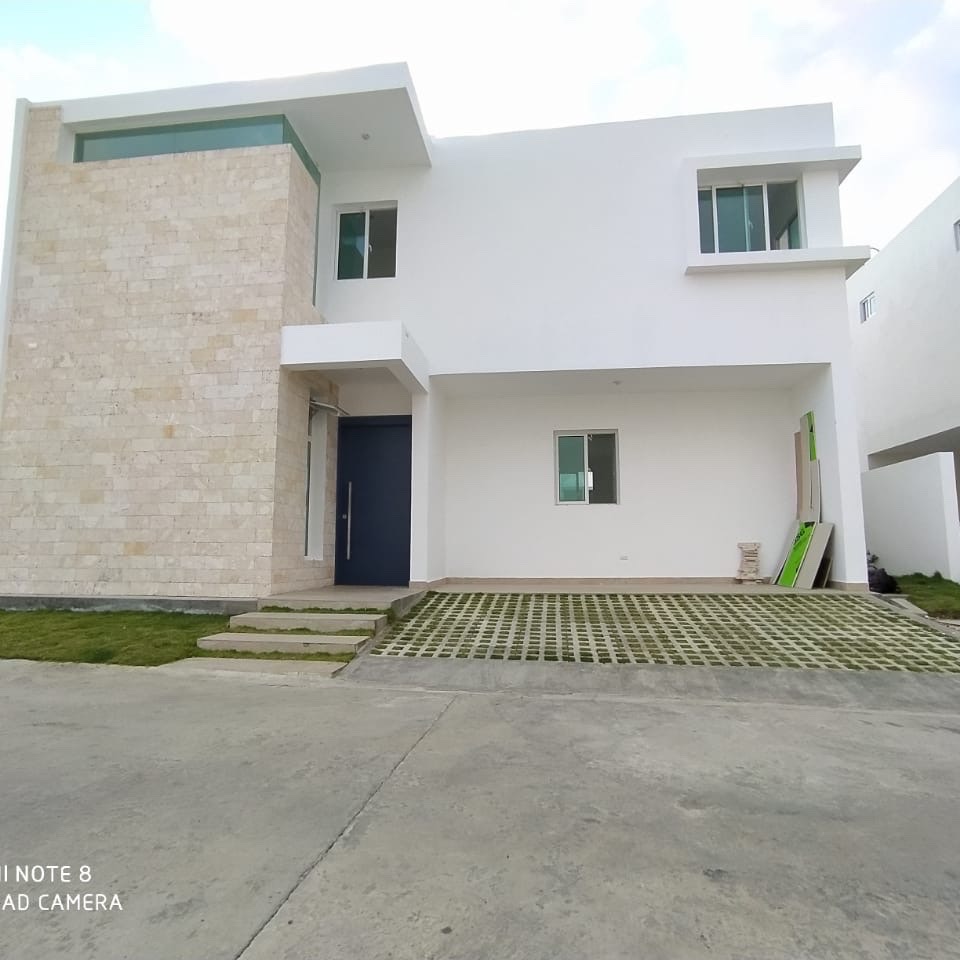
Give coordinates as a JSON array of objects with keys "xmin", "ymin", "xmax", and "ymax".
[{"xmin": 1, "ymin": 0, "xmax": 958, "ymax": 253}]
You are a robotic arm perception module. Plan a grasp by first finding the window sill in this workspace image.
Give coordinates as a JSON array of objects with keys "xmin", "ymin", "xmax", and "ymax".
[
  {"xmin": 554, "ymin": 502, "xmax": 620, "ymax": 507},
  {"xmin": 334, "ymin": 276, "xmax": 397, "ymax": 282},
  {"xmin": 686, "ymin": 246, "xmax": 871, "ymax": 279}
]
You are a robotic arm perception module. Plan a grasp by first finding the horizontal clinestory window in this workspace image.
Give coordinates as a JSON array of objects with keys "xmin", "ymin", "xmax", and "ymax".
[
  {"xmin": 73, "ymin": 115, "xmax": 320, "ymax": 184},
  {"xmin": 336, "ymin": 205, "xmax": 398, "ymax": 280},
  {"xmin": 555, "ymin": 432, "xmax": 618, "ymax": 505},
  {"xmin": 698, "ymin": 181, "xmax": 801, "ymax": 254}
]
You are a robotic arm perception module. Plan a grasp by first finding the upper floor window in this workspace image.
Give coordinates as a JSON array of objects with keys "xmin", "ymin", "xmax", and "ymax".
[
  {"xmin": 336, "ymin": 206, "xmax": 397, "ymax": 279},
  {"xmin": 859, "ymin": 292, "xmax": 877, "ymax": 323},
  {"xmin": 954, "ymin": 219, "xmax": 960, "ymax": 251},
  {"xmin": 698, "ymin": 181, "xmax": 801, "ymax": 254}
]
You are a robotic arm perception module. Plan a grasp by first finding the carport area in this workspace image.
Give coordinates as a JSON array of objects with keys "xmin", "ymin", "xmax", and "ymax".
[{"xmin": 372, "ymin": 592, "xmax": 960, "ymax": 672}]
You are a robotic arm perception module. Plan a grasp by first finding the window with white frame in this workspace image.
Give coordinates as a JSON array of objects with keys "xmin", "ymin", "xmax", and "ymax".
[
  {"xmin": 555, "ymin": 432, "xmax": 618, "ymax": 504},
  {"xmin": 698, "ymin": 181, "xmax": 801, "ymax": 253},
  {"xmin": 336, "ymin": 206, "xmax": 397, "ymax": 279},
  {"xmin": 859, "ymin": 292, "xmax": 877, "ymax": 323},
  {"xmin": 954, "ymin": 218, "xmax": 960, "ymax": 251}
]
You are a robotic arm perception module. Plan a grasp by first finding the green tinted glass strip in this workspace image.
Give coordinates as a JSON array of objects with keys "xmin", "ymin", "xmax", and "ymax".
[
  {"xmin": 74, "ymin": 114, "xmax": 320, "ymax": 184},
  {"xmin": 281, "ymin": 118, "xmax": 320, "ymax": 185},
  {"xmin": 75, "ymin": 116, "xmax": 284, "ymax": 162},
  {"xmin": 697, "ymin": 189, "xmax": 715, "ymax": 254},
  {"xmin": 337, "ymin": 212, "xmax": 366, "ymax": 280},
  {"xmin": 557, "ymin": 435, "xmax": 586, "ymax": 502}
]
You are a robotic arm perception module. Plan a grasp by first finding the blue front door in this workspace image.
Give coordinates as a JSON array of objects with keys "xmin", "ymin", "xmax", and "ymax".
[{"xmin": 335, "ymin": 416, "xmax": 412, "ymax": 586}]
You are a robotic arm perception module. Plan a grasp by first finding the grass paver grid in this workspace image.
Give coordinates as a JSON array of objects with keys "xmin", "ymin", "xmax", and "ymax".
[{"xmin": 371, "ymin": 593, "xmax": 960, "ymax": 672}]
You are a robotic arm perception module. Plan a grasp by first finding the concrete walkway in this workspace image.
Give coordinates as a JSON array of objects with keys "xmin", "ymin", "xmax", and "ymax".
[
  {"xmin": 1, "ymin": 659, "xmax": 959, "ymax": 959},
  {"xmin": 432, "ymin": 578, "xmax": 795, "ymax": 593}
]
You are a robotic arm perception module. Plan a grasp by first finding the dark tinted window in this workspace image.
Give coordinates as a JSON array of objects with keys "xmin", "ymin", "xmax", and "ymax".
[
  {"xmin": 337, "ymin": 212, "xmax": 366, "ymax": 280},
  {"xmin": 367, "ymin": 208, "xmax": 397, "ymax": 278}
]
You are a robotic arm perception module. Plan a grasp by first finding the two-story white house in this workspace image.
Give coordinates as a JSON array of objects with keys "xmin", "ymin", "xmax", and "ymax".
[
  {"xmin": 847, "ymin": 177, "xmax": 960, "ymax": 581},
  {"xmin": 0, "ymin": 63, "xmax": 871, "ymax": 603}
]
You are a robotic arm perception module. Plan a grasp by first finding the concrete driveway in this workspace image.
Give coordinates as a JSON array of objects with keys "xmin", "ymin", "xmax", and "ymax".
[
  {"xmin": 372, "ymin": 591, "xmax": 960, "ymax": 671},
  {"xmin": 1, "ymin": 658, "xmax": 960, "ymax": 959}
]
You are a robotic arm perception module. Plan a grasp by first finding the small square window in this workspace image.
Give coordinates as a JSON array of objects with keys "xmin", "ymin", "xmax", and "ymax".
[
  {"xmin": 859, "ymin": 292, "xmax": 877, "ymax": 323},
  {"xmin": 336, "ymin": 206, "xmax": 397, "ymax": 279},
  {"xmin": 555, "ymin": 432, "xmax": 618, "ymax": 504}
]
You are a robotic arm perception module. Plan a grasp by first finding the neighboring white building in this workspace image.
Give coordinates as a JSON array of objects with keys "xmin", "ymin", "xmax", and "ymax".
[
  {"xmin": 0, "ymin": 63, "xmax": 871, "ymax": 600},
  {"xmin": 847, "ymin": 177, "xmax": 960, "ymax": 580}
]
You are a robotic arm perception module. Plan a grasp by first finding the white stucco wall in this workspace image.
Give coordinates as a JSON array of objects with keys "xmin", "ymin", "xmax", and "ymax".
[
  {"xmin": 848, "ymin": 177, "xmax": 960, "ymax": 462},
  {"xmin": 861, "ymin": 454, "xmax": 960, "ymax": 581},
  {"xmin": 410, "ymin": 389, "xmax": 446, "ymax": 584},
  {"xmin": 0, "ymin": 99, "xmax": 28, "ymax": 424},
  {"xmin": 1, "ymin": 77, "xmax": 871, "ymax": 593},
  {"xmin": 801, "ymin": 168, "xmax": 845, "ymax": 248},
  {"xmin": 442, "ymin": 389, "xmax": 796, "ymax": 580},
  {"xmin": 315, "ymin": 104, "xmax": 857, "ymax": 378},
  {"xmin": 791, "ymin": 364, "xmax": 867, "ymax": 586},
  {"xmin": 309, "ymin": 102, "xmax": 867, "ymax": 586}
]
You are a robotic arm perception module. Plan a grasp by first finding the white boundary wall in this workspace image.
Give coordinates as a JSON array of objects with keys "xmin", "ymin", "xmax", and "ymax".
[
  {"xmin": 861, "ymin": 454, "xmax": 960, "ymax": 581},
  {"xmin": 848, "ymin": 178, "xmax": 960, "ymax": 461}
]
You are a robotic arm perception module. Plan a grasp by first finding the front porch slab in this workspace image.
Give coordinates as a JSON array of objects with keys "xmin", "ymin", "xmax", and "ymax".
[
  {"xmin": 429, "ymin": 579, "xmax": 793, "ymax": 594},
  {"xmin": 260, "ymin": 586, "xmax": 426, "ymax": 617}
]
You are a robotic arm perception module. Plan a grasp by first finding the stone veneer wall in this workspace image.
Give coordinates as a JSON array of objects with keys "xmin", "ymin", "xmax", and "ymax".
[
  {"xmin": 270, "ymin": 155, "xmax": 338, "ymax": 593},
  {"xmin": 0, "ymin": 106, "xmax": 335, "ymax": 599}
]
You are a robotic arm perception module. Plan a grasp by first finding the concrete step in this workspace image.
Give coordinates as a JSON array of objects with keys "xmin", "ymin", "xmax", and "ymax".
[
  {"xmin": 163, "ymin": 657, "xmax": 345, "ymax": 678},
  {"xmin": 259, "ymin": 597, "xmax": 392, "ymax": 612},
  {"xmin": 197, "ymin": 633, "xmax": 366, "ymax": 655},
  {"xmin": 257, "ymin": 590, "xmax": 426, "ymax": 617},
  {"xmin": 228, "ymin": 611, "xmax": 387, "ymax": 633}
]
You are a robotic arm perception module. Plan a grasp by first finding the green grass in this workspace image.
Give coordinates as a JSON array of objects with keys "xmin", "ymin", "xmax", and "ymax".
[
  {"xmin": 0, "ymin": 611, "xmax": 354, "ymax": 667},
  {"xmin": 897, "ymin": 574, "xmax": 960, "ymax": 619}
]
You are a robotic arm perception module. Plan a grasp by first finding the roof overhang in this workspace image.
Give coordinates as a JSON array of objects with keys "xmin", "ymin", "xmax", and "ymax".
[
  {"xmin": 692, "ymin": 145, "xmax": 861, "ymax": 186},
  {"xmin": 48, "ymin": 62, "xmax": 431, "ymax": 171}
]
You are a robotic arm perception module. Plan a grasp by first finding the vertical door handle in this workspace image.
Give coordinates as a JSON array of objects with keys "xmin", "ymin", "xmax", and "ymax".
[{"xmin": 346, "ymin": 481, "xmax": 353, "ymax": 560}]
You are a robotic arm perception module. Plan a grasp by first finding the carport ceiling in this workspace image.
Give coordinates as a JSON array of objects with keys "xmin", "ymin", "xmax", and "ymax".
[{"xmin": 433, "ymin": 363, "xmax": 823, "ymax": 396}]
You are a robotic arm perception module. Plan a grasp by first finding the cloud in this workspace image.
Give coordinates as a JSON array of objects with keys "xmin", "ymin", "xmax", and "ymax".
[
  {"xmin": 0, "ymin": 39, "xmax": 213, "ymax": 270},
  {"xmin": 147, "ymin": 0, "xmax": 958, "ymax": 245},
  {"xmin": 1, "ymin": 0, "xmax": 958, "ymax": 254},
  {"xmin": 0, "ymin": 46, "xmax": 144, "ymax": 267}
]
